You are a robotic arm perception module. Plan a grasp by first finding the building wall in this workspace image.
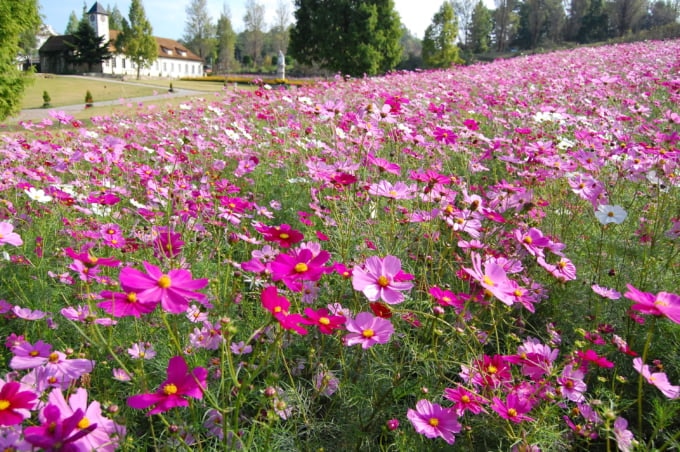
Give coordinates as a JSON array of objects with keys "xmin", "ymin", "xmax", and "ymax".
[{"xmin": 102, "ymin": 55, "xmax": 203, "ymax": 78}]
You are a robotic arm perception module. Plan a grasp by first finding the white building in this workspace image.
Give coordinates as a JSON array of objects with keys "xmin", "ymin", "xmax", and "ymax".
[{"xmin": 40, "ymin": 2, "xmax": 203, "ymax": 78}]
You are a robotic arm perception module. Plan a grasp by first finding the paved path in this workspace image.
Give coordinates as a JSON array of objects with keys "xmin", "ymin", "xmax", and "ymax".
[{"xmin": 12, "ymin": 75, "xmax": 207, "ymax": 123}]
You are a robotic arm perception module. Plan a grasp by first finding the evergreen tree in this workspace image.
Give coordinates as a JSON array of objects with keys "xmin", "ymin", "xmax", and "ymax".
[
  {"xmin": 215, "ymin": 6, "xmax": 237, "ymax": 73},
  {"xmin": 0, "ymin": 0, "xmax": 40, "ymax": 121},
  {"xmin": 494, "ymin": 0, "xmax": 519, "ymax": 51},
  {"xmin": 183, "ymin": 0, "xmax": 215, "ymax": 60},
  {"xmin": 469, "ymin": 0, "xmax": 493, "ymax": 53},
  {"xmin": 290, "ymin": 0, "xmax": 402, "ymax": 76},
  {"xmin": 397, "ymin": 26, "xmax": 423, "ymax": 70},
  {"xmin": 116, "ymin": 0, "xmax": 157, "ymax": 79},
  {"xmin": 65, "ymin": 11, "xmax": 80, "ymax": 35},
  {"xmin": 422, "ymin": 1, "xmax": 463, "ymax": 68},
  {"xmin": 66, "ymin": 14, "xmax": 112, "ymax": 72}
]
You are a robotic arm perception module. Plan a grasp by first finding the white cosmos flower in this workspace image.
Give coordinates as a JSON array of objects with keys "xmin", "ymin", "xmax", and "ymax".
[
  {"xmin": 25, "ymin": 187, "xmax": 52, "ymax": 203},
  {"xmin": 595, "ymin": 204, "xmax": 627, "ymax": 225}
]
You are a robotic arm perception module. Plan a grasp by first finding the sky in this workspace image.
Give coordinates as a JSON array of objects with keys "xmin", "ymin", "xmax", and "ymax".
[{"xmin": 39, "ymin": 0, "xmax": 468, "ymax": 41}]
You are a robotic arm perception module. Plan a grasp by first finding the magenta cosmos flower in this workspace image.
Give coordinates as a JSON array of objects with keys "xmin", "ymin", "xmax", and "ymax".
[
  {"xmin": 352, "ymin": 255, "xmax": 414, "ymax": 304},
  {"xmin": 270, "ymin": 248, "xmax": 331, "ymax": 292},
  {"xmin": 344, "ymin": 312, "xmax": 394, "ymax": 349},
  {"xmin": 407, "ymin": 399, "xmax": 461, "ymax": 445},
  {"xmin": 0, "ymin": 380, "xmax": 37, "ymax": 425},
  {"xmin": 24, "ymin": 404, "xmax": 97, "ymax": 450},
  {"xmin": 0, "ymin": 222, "xmax": 23, "ymax": 246},
  {"xmin": 119, "ymin": 262, "xmax": 209, "ymax": 314},
  {"xmin": 127, "ymin": 356, "xmax": 207, "ymax": 415}
]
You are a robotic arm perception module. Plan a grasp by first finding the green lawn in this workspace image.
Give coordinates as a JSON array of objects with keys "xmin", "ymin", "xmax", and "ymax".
[{"xmin": 21, "ymin": 75, "xmax": 159, "ymax": 109}]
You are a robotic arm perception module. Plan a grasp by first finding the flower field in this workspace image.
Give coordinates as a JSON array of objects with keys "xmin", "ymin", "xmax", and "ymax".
[{"xmin": 0, "ymin": 39, "xmax": 679, "ymax": 450}]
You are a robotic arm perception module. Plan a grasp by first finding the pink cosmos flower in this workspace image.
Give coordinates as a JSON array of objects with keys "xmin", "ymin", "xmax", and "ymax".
[
  {"xmin": 624, "ymin": 284, "xmax": 680, "ymax": 324},
  {"xmin": 463, "ymin": 253, "xmax": 516, "ymax": 306},
  {"xmin": 0, "ymin": 222, "xmax": 23, "ymax": 246},
  {"xmin": 10, "ymin": 340, "xmax": 53, "ymax": 370},
  {"xmin": 407, "ymin": 399, "xmax": 461, "ymax": 445},
  {"xmin": 344, "ymin": 312, "xmax": 394, "ymax": 349},
  {"xmin": 46, "ymin": 388, "xmax": 126, "ymax": 451},
  {"xmin": 557, "ymin": 364, "xmax": 587, "ymax": 402},
  {"xmin": 100, "ymin": 223, "xmax": 126, "ymax": 248},
  {"xmin": 97, "ymin": 287, "xmax": 158, "ymax": 318},
  {"xmin": 368, "ymin": 180, "xmax": 416, "ymax": 200},
  {"xmin": 633, "ymin": 357, "xmax": 680, "ymax": 399},
  {"xmin": 270, "ymin": 248, "xmax": 331, "ymax": 292},
  {"xmin": 613, "ymin": 417, "xmax": 635, "ymax": 452},
  {"xmin": 64, "ymin": 247, "xmax": 120, "ymax": 268},
  {"xmin": 429, "ymin": 286, "xmax": 467, "ymax": 312},
  {"xmin": 514, "ymin": 227, "xmax": 551, "ymax": 257},
  {"xmin": 576, "ymin": 349, "xmax": 614, "ymax": 370},
  {"xmin": 151, "ymin": 226, "xmax": 184, "ymax": 259},
  {"xmin": 12, "ymin": 306, "xmax": 46, "ymax": 320},
  {"xmin": 127, "ymin": 356, "xmax": 207, "ymax": 415},
  {"xmin": 127, "ymin": 342, "xmax": 156, "ymax": 360},
  {"xmin": 119, "ymin": 262, "xmax": 209, "ymax": 314},
  {"xmin": 443, "ymin": 386, "xmax": 488, "ymax": 415},
  {"xmin": 0, "ymin": 380, "xmax": 37, "ymax": 425},
  {"xmin": 592, "ymin": 284, "xmax": 622, "ymax": 299},
  {"xmin": 352, "ymin": 255, "xmax": 414, "ymax": 304},
  {"xmin": 491, "ymin": 393, "xmax": 534, "ymax": 423},
  {"xmin": 460, "ymin": 354, "xmax": 513, "ymax": 390}
]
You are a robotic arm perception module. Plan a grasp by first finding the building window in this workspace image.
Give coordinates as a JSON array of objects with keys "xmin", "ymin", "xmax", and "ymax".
[
  {"xmin": 122, "ymin": 59, "xmax": 125, "ymax": 69},
  {"xmin": 185, "ymin": 63, "xmax": 188, "ymax": 73},
  {"xmin": 171, "ymin": 63, "xmax": 174, "ymax": 72},
  {"xmin": 112, "ymin": 58, "xmax": 116, "ymax": 68},
  {"xmin": 163, "ymin": 62, "xmax": 166, "ymax": 71},
  {"xmin": 192, "ymin": 65, "xmax": 195, "ymax": 74}
]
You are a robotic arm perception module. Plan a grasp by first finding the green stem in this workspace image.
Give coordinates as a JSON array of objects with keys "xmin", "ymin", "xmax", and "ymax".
[{"xmin": 638, "ymin": 317, "xmax": 657, "ymax": 434}]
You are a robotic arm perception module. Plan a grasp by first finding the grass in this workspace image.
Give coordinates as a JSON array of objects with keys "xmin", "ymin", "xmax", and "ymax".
[{"xmin": 21, "ymin": 74, "xmax": 158, "ymax": 109}]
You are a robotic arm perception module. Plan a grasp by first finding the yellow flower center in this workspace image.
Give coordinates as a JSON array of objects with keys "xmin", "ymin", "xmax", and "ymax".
[
  {"xmin": 523, "ymin": 236, "xmax": 533, "ymax": 244},
  {"xmin": 514, "ymin": 289, "xmax": 523, "ymax": 297},
  {"xmin": 29, "ymin": 350, "xmax": 39, "ymax": 357},
  {"xmin": 163, "ymin": 383, "xmax": 178, "ymax": 395},
  {"xmin": 279, "ymin": 233, "xmax": 290, "ymax": 240},
  {"xmin": 0, "ymin": 400, "xmax": 10, "ymax": 410},
  {"xmin": 362, "ymin": 329, "xmax": 375, "ymax": 338},
  {"xmin": 389, "ymin": 190, "xmax": 398, "ymax": 196},
  {"xmin": 442, "ymin": 296, "xmax": 451, "ymax": 303},
  {"xmin": 294, "ymin": 263, "xmax": 308, "ymax": 273},
  {"xmin": 274, "ymin": 306, "xmax": 282, "ymax": 313},
  {"xmin": 428, "ymin": 417, "xmax": 439, "ymax": 427},
  {"xmin": 377, "ymin": 275, "xmax": 389, "ymax": 287},
  {"xmin": 48, "ymin": 352, "xmax": 59, "ymax": 363},
  {"xmin": 461, "ymin": 395, "xmax": 470, "ymax": 403},
  {"xmin": 158, "ymin": 275, "xmax": 172, "ymax": 288},
  {"xmin": 507, "ymin": 408, "xmax": 518, "ymax": 417},
  {"xmin": 319, "ymin": 317, "xmax": 331, "ymax": 325},
  {"xmin": 126, "ymin": 292, "xmax": 137, "ymax": 303},
  {"xmin": 487, "ymin": 365, "xmax": 497, "ymax": 374},
  {"xmin": 654, "ymin": 299, "xmax": 668, "ymax": 307},
  {"xmin": 482, "ymin": 275, "xmax": 494, "ymax": 287},
  {"xmin": 77, "ymin": 417, "xmax": 90, "ymax": 429}
]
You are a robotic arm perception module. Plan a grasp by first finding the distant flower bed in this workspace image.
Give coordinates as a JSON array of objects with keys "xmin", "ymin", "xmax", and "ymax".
[{"xmin": 180, "ymin": 75, "xmax": 314, "ymax": 87}]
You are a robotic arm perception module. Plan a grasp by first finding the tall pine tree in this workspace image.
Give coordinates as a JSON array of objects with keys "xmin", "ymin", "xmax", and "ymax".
[
  {"xmin": 115, "ymin": 0, "xmax": 156, "ymax": 79},
  {"xmin": 289, "ymin": 0, "xmax": 402, "ymax": 76}
]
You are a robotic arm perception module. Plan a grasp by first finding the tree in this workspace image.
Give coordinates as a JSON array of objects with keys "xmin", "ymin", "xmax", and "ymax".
[
  {"xmin": 272, "ymin": 0, "xmax": 291, "ymax": 53},
  {"xmin": 493, "ymin": 0, "xmax": 519, "ymax": 51},
  {"xmin": 115, "ymin": 0, "xmax": 157, "ymax": 79},
  {"xmin": 469, "ymin": 0, "xmax": 493, "ymax": 53},
  {"xmin": 65, "ymin": 11, "xmax": 80, "ymax": 35},
  {"xmin": 422, "ymin": 1, "xmax": 463, "ymax": 68},
  {"xmin": 183, "ymin": 0, "xmax": 216, "ymax": 60},
  {"xmin": 243, "ymin": 0, "xmax": 266, "ymax": 66},
  {"xmin": 452, "ymin": 0, "xmax": 477, "ymax": 44},
  {"xmin": 643, "ymin": 0, "xmax": 679, "ymax": 28},
  {"xmin": 107, "ymin": 4, "xmax": 125, "ymax": 30},
  {"xmin": 215, "ymin": 5, "xmax": 237, "ymax": 73},
  {"xmin": 608, "ymin": 0, "xmax": 647, "ymax": 35},
  {"xmin": 397, "ymin": 25, "xmax": 423, "ymax": 70},
  {"xmin": 66, "ymin": 17, "xmax": 112, "ymax": 72},
  {"xmin": 0, "ymin": 0, "xmax": 40, "ymax": 121},
  {"xmin": 579, "ymin": 0, "xmax": 609, "ymax": 41},
  {"xmin": 290, "ymin": 0, "xmax": 402, "ymax": 76},
  {"xmin": 516, "ymin": 0, "xmax": 564, "ymax": 48}
]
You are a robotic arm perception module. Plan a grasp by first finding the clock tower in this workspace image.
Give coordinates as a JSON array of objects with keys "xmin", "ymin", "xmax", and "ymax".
[{"xmin": 87, "ymin": 2, "xmax": 110, "ymax": 44}]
